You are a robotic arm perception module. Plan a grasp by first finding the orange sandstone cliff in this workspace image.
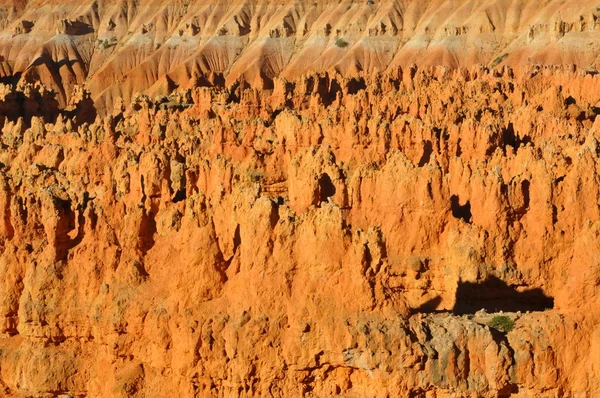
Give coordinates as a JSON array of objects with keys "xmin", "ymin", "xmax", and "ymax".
[{"xmin": 0, "ymin": 1, "xmax": 600, "ymax": 397}]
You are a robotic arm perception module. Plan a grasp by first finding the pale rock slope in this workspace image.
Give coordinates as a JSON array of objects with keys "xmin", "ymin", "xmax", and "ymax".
[{"xmin": 0, "ymin": 0, "xmax": 599, "ymax": 111}]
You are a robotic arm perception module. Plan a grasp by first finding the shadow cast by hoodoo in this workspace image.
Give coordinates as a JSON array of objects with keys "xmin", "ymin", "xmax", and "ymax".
[
  {"xmin": 452, "ymin": 276, "xmax": 554, "ymax": 315},
  {"xmin": 412, "ymin": 296, "xmax": 443, "ymax": 314},
  {"xmin": 450, "ymin": 195, "xmax": 472, "ymax": 224},
  {"xmin": 318, "ymin": 173, "xmax": 336, "ymax": 203}
]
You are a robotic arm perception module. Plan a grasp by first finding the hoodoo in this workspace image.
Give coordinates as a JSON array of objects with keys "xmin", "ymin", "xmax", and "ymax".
[{"xmin": 0, "ymin": 1, "xmax": 600, "ymax": 397}]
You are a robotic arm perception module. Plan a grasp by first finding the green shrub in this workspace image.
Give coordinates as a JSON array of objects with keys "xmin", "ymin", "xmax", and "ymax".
[
  {"xmin": 335, "ymin": 38, "xmax": 349, "ymax": 48},
  {"xmin": 488, "ymin": 315, "xmax": 514, "ymax": 333},
  {"xmin": 491, "ymin": 53, "xmax": 509, "ymax": 68},
  {"xmin": 98, "ymin": 38, "xmax": 117, "ymax": 50}
]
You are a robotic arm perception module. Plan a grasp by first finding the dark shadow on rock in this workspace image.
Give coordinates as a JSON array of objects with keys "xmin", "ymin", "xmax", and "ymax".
[
  {"xmin": 0, "ymin": 72, "xmax": 21, "ymax": 86},
  {"xmin": 138, "ymin": 209, "xmax": 157, "ymax": 255},
  {"xmin": 226, "ymin": 80, "xmax": 251, "ymax": 104},
  {"xmin": 172, "ymin": 189, "xmax": 186, "ymax": 203},
  {"xmin": 260, "ymin": 71, "xmax": 274, "ymax": 90},
  {"xmin": 318, "ymin": 173, "xmax": 336, "ymax": 202},
  {"xmin": 56, "ymin": 58, "xmax": 82, "ymax": 69},
  {"xmin": 0, "ymin": 81, "xmax": 60, "ymax": 126},
  {"xmin": 60, "ymin": 20, "xmax": 94, "ymax": 35},
  {"xmin": 450, "ymin": 195, "xmax": 472, "ymax": 224},
  {"xmin": 317, "ymin": 75, "xmax": 341, "ymax": 107},
  {"xmin": 498, "ymin": 383, "xmax": 519, "ymax": 398},
  {"xmin": 347, "ymin": 77, "xmax": 366, "ymax": 95},
  {"xmin": 63, "ymin": 94, "xmax": 97, "ymax": 126},
  {"xmin": 418, "ymin": 140, "xmax": 433, "ymax": 166},
  {"xmin": 20, "ymin": 21, "xmax": 34, "ymax": 32},
  {"xmin": 502, "ymin": 122, "xmax": 531, "ymax": 150},
  {"xmin": 453, "ymin": 276, "xmax": 554, "ymax": 315},
  {"xmin": 197, "ymin": 72, "xmax": 225, "ymax": 88},
  {"xmin": 412, "ymin": 296, "xmax": 442, "ymax": 314}
]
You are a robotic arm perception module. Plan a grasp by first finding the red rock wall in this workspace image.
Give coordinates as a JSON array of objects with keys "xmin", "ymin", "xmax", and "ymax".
[{"xmin": 0, "ymin": 65, "xmax": 599, "ymax": 396}]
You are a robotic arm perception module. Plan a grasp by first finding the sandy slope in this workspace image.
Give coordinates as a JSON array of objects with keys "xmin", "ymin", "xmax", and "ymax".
[{"xmin": 0, "ymin": 0, "xmax": 599, "ymax": 110}]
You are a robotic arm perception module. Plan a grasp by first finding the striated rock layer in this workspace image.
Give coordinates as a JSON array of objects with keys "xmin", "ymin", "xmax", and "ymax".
[
  {"xmin": 0, "ymin": 63, "xmax": 599, "ymax": 396},
  {"xmin": 0, "ymin": 0, "xmax": 600, "ymax": 112}
]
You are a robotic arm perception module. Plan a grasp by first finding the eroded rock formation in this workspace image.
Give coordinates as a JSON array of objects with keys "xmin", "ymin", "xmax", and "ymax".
[
  {"xmin": 0, "ymin": 0, "xmax": 599, "ymax": 112},
  {"xmin": 0, "ymin": 0, "xmax": 600, "ymax": 396},
  {"xmin": 0, "ymin": 64, "xmax": 599, "ymax": 396}
]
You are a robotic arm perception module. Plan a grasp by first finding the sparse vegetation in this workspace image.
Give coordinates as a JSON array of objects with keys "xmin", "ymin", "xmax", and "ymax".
[
  {"xmin": 250, "ymin": 171, "xmax": 263, "ymax": 183},
  {"xmin": 488, "ymin": 315, "xmax": 515, "ymax": 333},
  {"xmin": 491, "ymin": 53, "xmax": 509, "ymax": 68},
  {"xmin": 98, "ymin": 37, "xmax": 117, "ymax": 50},
  {"xmin": 335, "ymin": 38, "xmax": 349, "ymax": 48}
]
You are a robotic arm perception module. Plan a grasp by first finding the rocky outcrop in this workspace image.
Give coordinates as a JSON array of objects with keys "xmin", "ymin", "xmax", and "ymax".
[{"xmin": 0, "ymin": 65, "xmax": 599, "ymax": 396}]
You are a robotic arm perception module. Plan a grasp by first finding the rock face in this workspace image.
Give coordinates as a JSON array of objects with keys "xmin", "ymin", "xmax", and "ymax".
[
  {"xmin": 0, "ymin": 0, "xmax": 599, "ymax": 112},
  {"xmin": 0, "ymin": 64, "xmax": 599, "ymax": 396},
  {"xmin": 0, "ymin": 1, "xmax": 600, "ymax": 397}
]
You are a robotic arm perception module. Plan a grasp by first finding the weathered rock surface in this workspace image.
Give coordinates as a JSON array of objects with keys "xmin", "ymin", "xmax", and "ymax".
[
  {"xmin": 0, "ymin": 64, "xmax": 599, "ymax": 396},
  {"xmin": 0, "ymin": 0, "xmax": 600, "ymax": 112}
]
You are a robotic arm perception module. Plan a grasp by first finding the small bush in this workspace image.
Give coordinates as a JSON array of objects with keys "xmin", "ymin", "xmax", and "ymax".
[
  {"xmin": 491, "ymin": 53, "xmax": 509, "ymax": 68},
  {"xmin": 98, "ymin": 37, "xmax": 117, "ymax": 50},
  {"xmin": 335, "ymin": 38, "xmax": 349, "ymax": 48},
  {"xmin": 250, "ymin": 172, "xmax": 263, "ymax": 182},
  {"xmin": 488, "ymin": 315, "xmax": 514, "ymax": 333}
]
